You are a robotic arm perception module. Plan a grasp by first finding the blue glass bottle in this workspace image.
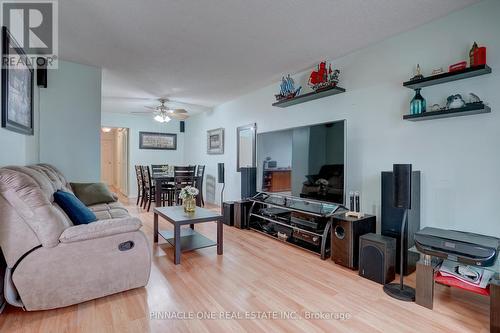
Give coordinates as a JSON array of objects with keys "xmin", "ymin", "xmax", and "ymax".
[{"xmin": 410, "ymin": 88, "xmax": 426, "ymax": 115}]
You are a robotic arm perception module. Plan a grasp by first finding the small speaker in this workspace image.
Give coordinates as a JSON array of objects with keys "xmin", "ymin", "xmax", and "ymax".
[
  {"xmin": 223, "ymin": 201, "xmax": 235, "ymax": 226},
  {"xmin": 36, "ymin": 57, "xmax": 47, "ymax": 88},
  {"xmin": 218, "ymin": 163, "xmax": 225, "ymax": 184},
  {"xmin": 180, "ymin": 121, "xmax": 185, "ymax": 133},
  {"xmin": 332, "ymin": 214, "xmax": 376, "ymax": 269},
  {"xmin": 393, "ymin": 164, "xmax": 412, "ymax": 209},
  {"xmin": 359, "ymin": 233, "xmax": 396, "ymax": 285}
]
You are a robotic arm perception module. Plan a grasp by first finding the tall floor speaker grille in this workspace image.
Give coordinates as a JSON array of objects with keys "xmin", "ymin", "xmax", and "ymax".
[{"xmin": 381, "ymin": 170, "xmax": 420, "ymax": 276}]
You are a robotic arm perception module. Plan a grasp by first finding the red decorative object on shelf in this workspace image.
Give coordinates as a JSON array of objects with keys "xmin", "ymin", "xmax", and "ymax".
[
  {"xmin": 435, "ymin": 272, "xmax": 490, "ymax": 296},
  {"xmin": 472, "ymin": 47, "xmax": 487, "ymax": 67},
  {"xmin": 449, "ymin": 61, "xmax": 467, "ymax": 73},
  {"xmin": 308, "ymin": 61, "xmax": 340, "ymax": 91}
]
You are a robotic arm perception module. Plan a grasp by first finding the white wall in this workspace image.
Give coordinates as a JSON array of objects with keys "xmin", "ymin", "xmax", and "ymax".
[
  {"xmin": 39, "ymin": 61, "xmax": 102, "ymax": 182},
  {"xmin": 101, "ymin": 112, "xmax": 185, "ymax": 197},
  {"xmin": 185, "ymin": 0, "xmax": 500, "ymax": 237}
]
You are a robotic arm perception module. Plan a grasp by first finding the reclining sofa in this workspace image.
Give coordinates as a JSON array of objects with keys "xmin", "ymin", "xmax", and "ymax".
[{"xmin": 0, "ymin": 164, "xmax": 151, "ymax": 311}]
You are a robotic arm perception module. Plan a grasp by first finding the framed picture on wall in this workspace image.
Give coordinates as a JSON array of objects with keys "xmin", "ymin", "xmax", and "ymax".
[
  {"xmin": 139, "ymin": 132, "xmax": 177, "ymax": 150},
  {"xmin": 1, "ymin": 27, "xmax": 34, "ymax": 135},
  {"xmin": 207, "ymin": 128, "xmax": 224, "ymax": 154}
]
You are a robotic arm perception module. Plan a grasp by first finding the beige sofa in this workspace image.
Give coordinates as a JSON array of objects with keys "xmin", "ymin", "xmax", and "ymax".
[{"xmin": 0, "ymin": 164, "xmax": 151, "ymax": 311}]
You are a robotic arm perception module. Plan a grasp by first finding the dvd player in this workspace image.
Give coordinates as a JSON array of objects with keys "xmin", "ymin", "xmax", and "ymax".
[{"xmin": 414, "ymin": 227, "xmax": 500, "ymax": 267}]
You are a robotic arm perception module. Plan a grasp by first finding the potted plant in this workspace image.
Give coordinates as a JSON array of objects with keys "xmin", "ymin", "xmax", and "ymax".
[{"xmin": 179, "ymin": 186, "xmax": 199, "ymax": 213}]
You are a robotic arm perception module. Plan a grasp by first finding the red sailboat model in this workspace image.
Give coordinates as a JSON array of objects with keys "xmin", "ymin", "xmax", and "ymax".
[{"xmin": 308, "ymin": 61, "xmax": 340, "ymax": 91}]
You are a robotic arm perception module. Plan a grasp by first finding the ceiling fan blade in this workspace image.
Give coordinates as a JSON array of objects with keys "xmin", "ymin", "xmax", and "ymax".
[
  {"xmin": 170, "ymin": 108, "xmax": 188, "ymax": 114},
  {"xmin": 144, "ymin": 106, "xmax": 158, "ymax": 111},
  {"xmin": 169, "ymin": 113, "xmax": 189, "ymax": 120}
]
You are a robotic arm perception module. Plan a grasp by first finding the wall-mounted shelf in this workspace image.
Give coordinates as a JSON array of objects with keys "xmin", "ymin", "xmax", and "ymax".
[
  {"xmin": 403, "ymin": 65, "xmax": 491, "ymax": 90},
  {"xmin": 403, "ymin": 103, "xmax": 491, "ymax": 121},
  {"xmin": 272, "ymin": 86, "xmax": 346, "ymax": 108}
]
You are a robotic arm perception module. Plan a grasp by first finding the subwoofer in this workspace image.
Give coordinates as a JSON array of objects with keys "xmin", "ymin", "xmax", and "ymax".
[
  {"xmin": 234, "ymin": 200, "xmax": 253, "ymax": 229},
  {"xmin": 381, "ymin": 170, "xmax": 420, "ymax": 275},
  {"xmin": 223, "ymin": 201, "xmax": 235, "ymax": 226},
  {"xmin": 359, "ymin": 233, "xmax": 396, "ymax": 285},
  {"xmin": 332, "ymin": 214, "xmax": 376, "ymax": 269}
]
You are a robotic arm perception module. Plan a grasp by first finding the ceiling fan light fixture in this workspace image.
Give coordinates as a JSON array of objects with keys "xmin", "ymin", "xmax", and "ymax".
[{"xmin": 154, "ymin": 114, "xmax": 171, "ymax": 123}]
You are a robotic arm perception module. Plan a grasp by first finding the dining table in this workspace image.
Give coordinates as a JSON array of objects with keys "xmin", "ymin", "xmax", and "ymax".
[{"xmin": 151, "ymin": 172, "xmax": 199, "ymax": 207}]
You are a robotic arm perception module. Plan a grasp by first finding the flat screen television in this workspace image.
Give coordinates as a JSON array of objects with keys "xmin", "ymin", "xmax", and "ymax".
[{"xmin": 256, "ymin": 120, "xmax": 346, "ymax": 205}]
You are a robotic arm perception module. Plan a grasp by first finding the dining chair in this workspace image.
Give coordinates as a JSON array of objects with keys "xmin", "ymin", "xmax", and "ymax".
[
  {"xmin": 151, "ymin": 164, "xmax": 169, "ymax": 177},
  {"xmin": 195, "ymin": 165, "xmax": 205, "ymax": 207},
  {"xmin": 151, "ymin": 164, "xmax": 175, "ymax": 206},
  {"xmin": 141, "ymin": 165, "xmax": 156, "ymax": 212},
  {"xmin": 173, "ymin": 166, "xmax": 196, "ymax": 205},
  {"xmin": 134, "ymin": 165, "xmax": 144, "ymax": 206}
]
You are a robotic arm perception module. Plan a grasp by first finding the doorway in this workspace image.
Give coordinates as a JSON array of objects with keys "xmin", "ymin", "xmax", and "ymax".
[{"xmin": 100, "ymin": 127, "xmax": 129, "ymax": 196}]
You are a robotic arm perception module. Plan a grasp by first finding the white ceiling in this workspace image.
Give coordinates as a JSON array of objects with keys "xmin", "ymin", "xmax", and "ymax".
[{"xmin": 59, "ymin": 0, "xmax": 479, "ymax": 108}]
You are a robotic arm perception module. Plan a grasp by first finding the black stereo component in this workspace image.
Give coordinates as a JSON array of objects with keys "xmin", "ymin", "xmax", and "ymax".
[
  {"xmin": 381, "ymin": 170, "xmax": 420, "ymax": 275},
  {"xmin": 294, "ymin": 229, "xmax": 321, "ymax": 246},
  {"xmin": 359, "ymin": 233, "xmax": 396, "ymax": 284}
]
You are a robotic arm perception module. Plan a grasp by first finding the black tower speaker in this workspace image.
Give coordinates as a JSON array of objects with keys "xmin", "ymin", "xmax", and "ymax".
[
  {"xmin": 240, "ymin": 167, "xmax": 257, "ymax": 199},
  {"xmin": 218, "ymin": 163, "xmax": 225, "ymax": 184},
  {"xmin": 381, "ymin": 170, "xmax": 420, "ymax": 275},
  {"xmin": 359, "ymin": 233, "xmax": 396, "ymax": 285},
  {"xmin": 180, "ymin": 121, "xmax": 185, "ymax": 133},
  {"xmin": 36, "ymin": 57, "xmax": 47, "ymax": 88},
  {"xmin": 393, "ymin": 164, "xmax": 412, "ymax": 209},
  {"xmin": 383, "ymin": 164, "xmax": 417, "ymax": 302}
]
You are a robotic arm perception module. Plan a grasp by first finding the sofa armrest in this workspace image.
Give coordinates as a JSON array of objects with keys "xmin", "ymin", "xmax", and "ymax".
[{"xmin": 59, "ymin": 217, "xmax": 142, "ymax": 243}]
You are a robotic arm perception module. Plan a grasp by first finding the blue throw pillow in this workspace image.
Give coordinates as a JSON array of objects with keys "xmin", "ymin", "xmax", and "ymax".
[{"xmin": 53, "ymin": 190, "xmax": 97, "ymax": 225}]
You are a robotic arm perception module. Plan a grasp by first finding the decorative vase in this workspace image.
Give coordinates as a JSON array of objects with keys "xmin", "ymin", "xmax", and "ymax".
[
  {"xmin": 410, "ymin": 88, "xmax": 426, "ymax": 115},
  {"xmin": 183, "ymin": 197, "xmax": 196, "ymax": 213}
]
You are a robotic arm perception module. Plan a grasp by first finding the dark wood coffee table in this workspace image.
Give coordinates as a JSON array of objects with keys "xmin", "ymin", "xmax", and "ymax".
[{"xmin": 153, "ymin": 206, "xmax": 223, "ymax": 264}]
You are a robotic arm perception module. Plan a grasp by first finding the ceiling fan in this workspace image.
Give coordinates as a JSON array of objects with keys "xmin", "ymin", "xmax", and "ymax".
[{"xmin": 133, "ymin": 98, "xmax": 189, "ymax": 122}]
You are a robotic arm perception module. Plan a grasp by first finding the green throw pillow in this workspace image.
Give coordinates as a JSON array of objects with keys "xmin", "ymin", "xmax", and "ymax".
[{"xmin": 70, "ymin": 182, "xmax": 116, "ymax": 206}]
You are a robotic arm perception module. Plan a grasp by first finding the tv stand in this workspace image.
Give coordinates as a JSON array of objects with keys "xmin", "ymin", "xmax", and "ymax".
[{"xmin": 247, "ymin": 192, "xmax": 346, "ymax": 260}]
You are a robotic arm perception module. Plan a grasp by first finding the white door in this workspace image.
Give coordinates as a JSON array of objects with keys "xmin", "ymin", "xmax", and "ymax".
[{"xmin": 101, "ymin": 140, "xmax": 114, "ymax": 185}]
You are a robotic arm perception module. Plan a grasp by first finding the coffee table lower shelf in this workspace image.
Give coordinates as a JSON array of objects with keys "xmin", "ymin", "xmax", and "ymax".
[{"xmin": 158, "ymin": 228, "xmax": 217, "ymax": 252}]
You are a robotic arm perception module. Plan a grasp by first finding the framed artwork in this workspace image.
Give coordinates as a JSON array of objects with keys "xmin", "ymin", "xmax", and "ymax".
[
  {"xmin": 207, "ymin": 128, "xmax": 224, "ymax": 154},
  {"xmin": 1, "ymin": 27, "xmax": 34, "ymax": 135},
  {"xmin": 237, "ymin": 123, "xmax": 256, "ymax": 171},
  {"xmin": 139, "ymin": 132, "xmax": 177, "ymax": 150}
]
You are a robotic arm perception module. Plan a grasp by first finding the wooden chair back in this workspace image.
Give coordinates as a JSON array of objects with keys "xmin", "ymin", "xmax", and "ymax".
[
  {"xmin": 151, "ymin": 164, "xmax": 169, "ymax": 177},
  {"xmin": 135, "ymin": 165, "xmax": 144, "ymax": 186},
  {"xmin": 173, "ymin": 166, "xmax": 196, "ymax": 191},
  {"xmin": 141, "ymin": 165, "xmax": 152, "ymax": 189}
]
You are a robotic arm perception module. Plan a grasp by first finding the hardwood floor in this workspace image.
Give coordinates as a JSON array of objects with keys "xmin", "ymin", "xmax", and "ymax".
[{"xmin": 0, "ymin": 197, "xmax": 490, "ymax": 332}]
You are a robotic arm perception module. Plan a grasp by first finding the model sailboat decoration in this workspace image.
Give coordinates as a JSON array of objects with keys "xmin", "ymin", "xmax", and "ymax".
[
  {"xmin": 275, "ymin": 75, "xmax": 302, "ymax": 101},
  {"xmin": 308, "ymin": 61, "xmax": 340, "ymax": 91}
]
